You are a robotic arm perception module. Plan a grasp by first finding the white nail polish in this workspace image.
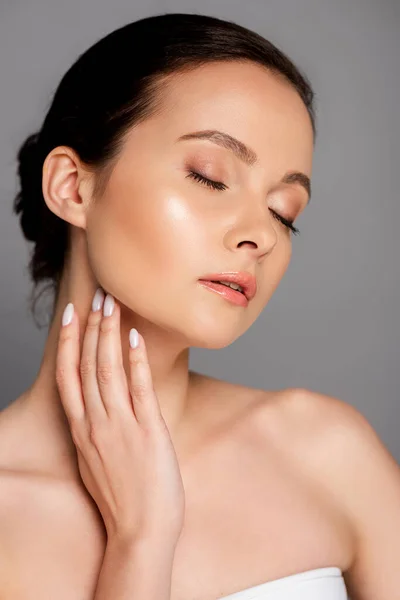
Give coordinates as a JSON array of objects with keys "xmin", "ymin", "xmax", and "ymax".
[
  {"xmin": 103, "ymin": 294, "xmax": 114, "ymax": 317},
  {"xmin": 62, "ymin": 303, "xmax": 74, "ymax": 326},
  {"xmin": 129, "ymin": 328, "xmax": 139, "ymax": 349},
  {"xmin": 92, "ymin": 288, "xmax": 105, "ymax": 312}
]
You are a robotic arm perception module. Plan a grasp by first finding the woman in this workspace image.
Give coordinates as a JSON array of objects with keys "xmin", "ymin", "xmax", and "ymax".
[{"xmin": 0, "ymin": 12, "xmax": 398, "ymax": 600}]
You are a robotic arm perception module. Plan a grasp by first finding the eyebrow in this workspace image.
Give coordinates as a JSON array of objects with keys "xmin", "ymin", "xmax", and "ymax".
[{"xmin": 177, "ymin": 129, "xmax": 311, "ymax": 204}]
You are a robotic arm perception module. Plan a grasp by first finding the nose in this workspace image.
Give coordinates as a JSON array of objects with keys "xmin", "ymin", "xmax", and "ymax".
[{"xmin": 222, "ymin": 204, "xmax": 278, "ymax": 261}]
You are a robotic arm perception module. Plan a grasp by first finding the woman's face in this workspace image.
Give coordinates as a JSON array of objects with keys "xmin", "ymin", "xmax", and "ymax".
[{"xmin": 85, "ymin": 60, "xmax": 314, "ymax": 348}]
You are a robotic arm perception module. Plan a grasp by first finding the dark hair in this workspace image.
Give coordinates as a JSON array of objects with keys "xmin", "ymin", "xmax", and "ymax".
[{"xmin": 13, "ymin": 12, "xmax": 317, "ymax": 327}]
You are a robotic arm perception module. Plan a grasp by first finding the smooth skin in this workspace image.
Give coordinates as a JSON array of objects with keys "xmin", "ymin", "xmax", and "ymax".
[
  {"xmin": 0, "ymin": 60, "xmax": 399, "ymax": 599},
  {"xmin": 57, "ymin": 295, "xmax": 185, "ymax": 546},
  {"xmin": 57, "ymin": 293, "xmax": 184, "ymax": 599}
]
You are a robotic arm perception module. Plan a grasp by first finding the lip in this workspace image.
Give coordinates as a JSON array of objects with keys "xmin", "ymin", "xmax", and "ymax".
[{"xmin": 198, "ymin": 272, "xmax": 257, "ymax": 302}]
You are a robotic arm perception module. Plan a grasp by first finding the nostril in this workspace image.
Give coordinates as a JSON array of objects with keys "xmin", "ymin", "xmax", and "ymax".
[{"xmin": 237, "ymin": 241, "xmax": 257, "ymax": 249}]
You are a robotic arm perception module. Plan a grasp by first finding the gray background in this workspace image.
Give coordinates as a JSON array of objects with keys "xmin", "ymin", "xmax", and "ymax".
[{"xmin": 1, "ymin": 1, "xmax": 399, "ymax": 460}]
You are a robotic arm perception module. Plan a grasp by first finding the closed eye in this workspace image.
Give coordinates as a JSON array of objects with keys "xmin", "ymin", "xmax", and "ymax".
[
  {"xmin": 186, "ymin": 170, "xmax": 227, "ymax": 191},
  {"xmin": 269, "ymin": 210, "xmax": 300, "ymax": 235},
  {"xmin": 186, "ymin": 170, "xmax": 300, "ymax": 235}
]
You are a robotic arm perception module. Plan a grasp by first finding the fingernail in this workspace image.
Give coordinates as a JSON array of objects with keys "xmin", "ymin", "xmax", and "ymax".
[
  {"xmin": 129, "ymin": 328, "xmax": 139, "ymax": 349},
  {"xmin": 62, "ymin": 303, "xmax": 74, "ymax": 326},
  {"xmin": 103, "ymin": 294, "xmax": 115, "ymax": 317},
  {"xmin": 92, "ymin": 288, "xmax": 105, "ymax": 312}
]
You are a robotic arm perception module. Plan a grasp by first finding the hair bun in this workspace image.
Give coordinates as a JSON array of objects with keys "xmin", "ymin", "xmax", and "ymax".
[{"xmin": 13, "ymin": 132, "xmax": 44, "ymax": 243}]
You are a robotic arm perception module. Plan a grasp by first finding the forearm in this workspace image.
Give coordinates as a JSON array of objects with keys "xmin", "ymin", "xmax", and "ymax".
[{"xmin": 93, "ymin": 536, "xmax": 176, "ymax": 600}]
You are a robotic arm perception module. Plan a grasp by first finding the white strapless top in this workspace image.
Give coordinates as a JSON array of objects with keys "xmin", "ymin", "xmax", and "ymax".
[{"xmin": 219, "ymin": 566, "xmax": 348, "ymax": 599}]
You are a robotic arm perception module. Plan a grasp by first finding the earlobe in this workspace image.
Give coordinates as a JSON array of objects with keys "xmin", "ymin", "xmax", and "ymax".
[{"xmin": 42, "ymin": 146, "xmax": 89, "ymax": 230}]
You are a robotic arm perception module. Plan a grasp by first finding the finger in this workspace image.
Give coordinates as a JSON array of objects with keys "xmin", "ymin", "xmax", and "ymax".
[
  {"xmin": 128, "ymin": 329, "xmax": 162, "ymax": 427},
  {"xmin": 80, "ymin": 289, "xmax": 108, "ymax": 422},
  {"xmin": 55, "ymin": 302, "xmax": 85, "ymax": 427},
  {"xmin": 96, "ymin": 293, "xmax": 132, "ymax": 415}
]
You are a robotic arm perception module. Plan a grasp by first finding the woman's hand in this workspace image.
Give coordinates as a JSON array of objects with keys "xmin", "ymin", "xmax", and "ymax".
[{"xmin": 55, "ymin": 288, "xmax": 185, "ymax": 547}]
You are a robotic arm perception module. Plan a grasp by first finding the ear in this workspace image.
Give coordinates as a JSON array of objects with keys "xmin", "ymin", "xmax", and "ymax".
[{"xmin": 42, "ymin": 146, "xmax": 94, "ymax": 230}]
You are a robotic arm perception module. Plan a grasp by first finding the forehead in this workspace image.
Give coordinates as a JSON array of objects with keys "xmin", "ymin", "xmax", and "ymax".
[{"xmin": 154, "ymin": 60, "xmax": 314, "ymax": 172}]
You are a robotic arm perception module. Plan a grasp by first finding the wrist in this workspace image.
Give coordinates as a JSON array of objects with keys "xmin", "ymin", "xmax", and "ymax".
[{"xmin": 106, "ymin": 530, "xmax": 178, "ymax": 559}]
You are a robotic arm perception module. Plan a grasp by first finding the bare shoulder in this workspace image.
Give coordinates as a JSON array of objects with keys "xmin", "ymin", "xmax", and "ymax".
[
  {"xmin": 0, "ymin": 470, "xmax": 17, "ymax": 593},
  {"xmin": 269, "ymin": 386, "xmax": 400, "ymax": 478},
  {"xmin": 0, "ymin": 469, "xmax": 50, "ymax": 595},
  {"xmin": 259, "ymin": 386, "xmax": 400, "ymax": 504},
  {"xmin": 0, "ymin": 466, "xmax": 103, "ymax": 596},
  {"xmin": 261, "ymin": 387, "xmax": 400, "ymax": 599},
  {"xmin": 255, "ymin": 385, "xmax": 398, "ymax": 465},
  {"xmin": 0, "ymin": 400, "xmax": 97, "ymax": 593}
]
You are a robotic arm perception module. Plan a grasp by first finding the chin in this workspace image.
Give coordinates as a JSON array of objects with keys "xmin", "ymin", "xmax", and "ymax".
[
  {"xmin": 184, "ymin": 316, "xmax": 249, "ymax": 350},
  {"xmin": 190, "ymin": 334, "xmax": 240, "ymax": 350}
]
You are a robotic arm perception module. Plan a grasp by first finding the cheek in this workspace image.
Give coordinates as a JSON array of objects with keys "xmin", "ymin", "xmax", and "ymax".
[
  {"xmin": 258, "ymin": 242, "xmax": 292, "ymax": 307},
  {"xmin": 86, "ymin": 179, "xmax": 209, "ymax": 297}
]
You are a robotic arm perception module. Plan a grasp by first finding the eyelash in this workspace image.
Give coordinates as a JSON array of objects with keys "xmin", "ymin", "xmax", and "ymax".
[{"xmin": 186, "ymin": 170, "xmax": 300, "ymax": 235}]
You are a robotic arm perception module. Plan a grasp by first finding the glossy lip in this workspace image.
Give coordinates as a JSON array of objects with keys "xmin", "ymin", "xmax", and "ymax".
[
  {"xmin": 198, "ymin": 272, "xmax": 257, "ymax": 301},
  {"xmin": 198, "ymin": 280, "xmax": 248, "ymax": 307}
]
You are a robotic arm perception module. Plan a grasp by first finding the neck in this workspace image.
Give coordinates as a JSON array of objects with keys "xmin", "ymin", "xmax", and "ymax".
[{"xmin": 19, "ymin": 235, "xmax": 199, "ymax": 482}]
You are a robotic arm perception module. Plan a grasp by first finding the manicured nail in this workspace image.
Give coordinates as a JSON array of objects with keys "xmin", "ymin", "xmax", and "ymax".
[
  {"xmin": 103, "ymin": 294, "xmax": 115, "ymax": 317},
  {"xmin": 92, "ymin": 288, "xmax": 105, "ymax": 312},
  {"xmin": 62, "ymin": 303, "xmax": 74, "ymax": 326},
  {"xmin": 129, "ymin": 328, "xmax": 139, "ymax": 349}
]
